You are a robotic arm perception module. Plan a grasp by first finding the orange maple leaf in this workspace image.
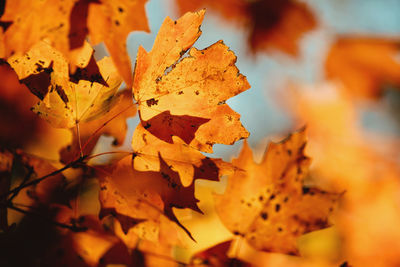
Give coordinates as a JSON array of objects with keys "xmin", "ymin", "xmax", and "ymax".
[
  {"xmin": 99, "ymin": 124, "xmax": 235, "ymax": 240},
  {"xmin": 176, "ymin": 0, "xmax": 316, "ymax": 56},
  {"xmin": 325, "ymin": 37, "xmax": 400, "ymax": 98},
  {"xmin": 8, "ymin": 41, "xmax": 123, "ymax": 128},
  {"xmin": 215, "ymin": 128, "xmax": 341, "ymax": 255},
  {"xmin": 132, "ymin": 10, "xmax": 250, "ymax": 153}
]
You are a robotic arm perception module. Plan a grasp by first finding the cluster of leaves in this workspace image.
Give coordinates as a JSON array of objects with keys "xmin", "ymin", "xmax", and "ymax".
[{"xmin": 6, "ymin": 0, "xmax": 400, "ymax": 266}]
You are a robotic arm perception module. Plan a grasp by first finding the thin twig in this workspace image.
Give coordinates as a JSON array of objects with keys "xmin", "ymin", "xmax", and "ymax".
[
  {"xmin": 7, "ymin": 204, "xmax": 86, "ymax": 232},
  {"xmin": 8, "ymin": 166, "xmax": 34, "ymax": 202},
  {"xmin": 3, "ymin": 156, "xmax": 87, "ymax": 200}
]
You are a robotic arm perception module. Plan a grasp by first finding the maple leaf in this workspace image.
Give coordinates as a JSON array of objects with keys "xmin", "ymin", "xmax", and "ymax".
[
  {"xmin": 325, "ymin": 37, "xmax": 400, "ymax": 98},
  {"xmin": 60, "ymin": 89, "xmax": 136, "ymax": 164},
  {"xmin": 247, "ymin": 0, "xmax": 316, "ymax": 55},
  {"xmin": 99, "ymin": 124, "xmax": 234, "ymax": 239},
  {"xmin": 99, "ymin": 152, "xmax": 200, "ymax": 240},
  {"xmin": 8, "ymin": 41, "xmax": 123, "ymax": 128},
  {"xmin": 215, "ymin": 128, "xmax": 341, "ymax": 255},
  {"xmin": 0, "ymin": 0, "xmax": 149, "ymax": 86},
  {"xmin": 176, "ymin": 0, "xmax": 316, "ymax": 56},
  {"xmin": 132, "ymin": 10, "xmax": 250, "ymax": 153}
]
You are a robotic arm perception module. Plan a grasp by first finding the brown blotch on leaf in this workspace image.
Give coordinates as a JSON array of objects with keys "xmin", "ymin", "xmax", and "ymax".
[
  {"xmin": 140, "ymin": 110, "xmax": 210, "ymax": 144},
  {"xmin": 261, "ymin": 212, "xmax": 268, "ymax": 220},
  {"xmin": 20, "ymin": 62, "xmax": 54, "ymax": 100},
  {"xmin": 146, "ymin": 98, "xmax": 158, "ymax": 107}
]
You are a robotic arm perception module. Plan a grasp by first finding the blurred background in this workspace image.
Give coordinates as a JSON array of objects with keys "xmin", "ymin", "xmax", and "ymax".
[{"xmin": 117, "ymin": 0, "xmax": 400, "ymax": 265}]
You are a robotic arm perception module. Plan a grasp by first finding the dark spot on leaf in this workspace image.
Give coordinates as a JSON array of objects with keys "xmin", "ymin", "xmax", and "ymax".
[
  {"xmin": 297, "ymin": 166, "xmax": 302, "ymax": 174},
  {"xmin": 55, "ymin": 85, "xmax": 69, "ymax": 104},
  {"xmin": 70, "ymin": 54, "xmax": 107, "ymax": 86},
  {"xmin": 299, "ymin": 142, "xmax": 307, "ymax": 153},
  {"xmin": 146, "ymin": 98, "xmax": 158, "ymax": 107},
  {"xmin": 141, "ymin": 111, "xmax": 209, "ymax": 144},
  {"xmin": 194, "ymin": 157, "xmax": 220, "ymax": 181},
  {"xmin": 261, "ymin": 212, "xmax": 268, "ymax": 220},
  {"xmin": 0, "ymin": 21, "xmax": 12, "ymax": 32},
  {"xmin": 20, "ymin": 62, "xmax": 54, "ymax": 100},
  {"xmin": 275, "ymin": 204, "xmax": 280, "ymax": 212},
  {"xmin": 302, "ymin": 187, "xmax": 310, "ymax": 194},
  {"xmin": 118, "ymin": 7, "xmax": 124, "ymax": 12}
]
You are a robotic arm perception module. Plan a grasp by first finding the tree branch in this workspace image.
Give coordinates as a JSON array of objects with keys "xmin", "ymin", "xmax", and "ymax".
[
  {"xmin": 7, "ymin": 204, "xmax": 87, "ymax": 232},
  {"xmin": 3, "ymin": 156, "xmax": 87, "ymax": 200}
]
